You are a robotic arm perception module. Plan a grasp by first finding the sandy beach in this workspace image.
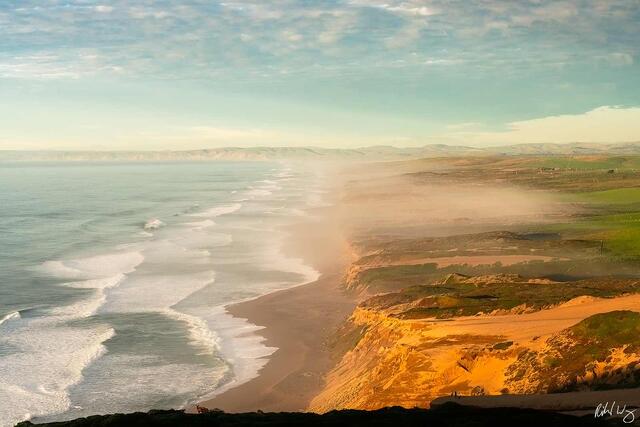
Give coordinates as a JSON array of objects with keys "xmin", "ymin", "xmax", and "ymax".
[{"xmin": 199, "ymin": 207, "xmax": 356, "ymax": 412}]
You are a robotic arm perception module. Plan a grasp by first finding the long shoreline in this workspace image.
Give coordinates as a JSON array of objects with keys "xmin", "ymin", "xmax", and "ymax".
[{"xmin": 198, "ymin": 207, "xmax": 356, "ymax": 412}]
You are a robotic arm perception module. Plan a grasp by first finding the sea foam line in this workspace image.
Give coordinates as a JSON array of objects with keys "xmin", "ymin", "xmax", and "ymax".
[
  {"xmin": 196, "ymin": 306, "xmax": 276, "ymax": 401},
  {"xmin": 143, "ymin": 218, "xmax": 165, "ymax": 231},
  {"xmin": 39, "ymin": 251, "xmax": 145, "ymax": 280},
  {"xmin": 204, "ymin": 240, "xmax": 322, "ymax": 400},
  {"xmin": 162, "ymin": 308, "xmax": 220, "ymax": 356},
  {"xmin": 189, "ymin": 203, "xmax": 242, "ymax": 218},
  {"xmin": 0, "ymin": 311, "xmax": 21, "ymax": 328}
]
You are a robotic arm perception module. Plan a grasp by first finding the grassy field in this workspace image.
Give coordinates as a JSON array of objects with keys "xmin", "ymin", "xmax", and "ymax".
[
  {"xmin": 361, "ymin": 276, "xmax": 640, "ymax": 319},
  {"xmin": 560, "ymin": 188, "xmax": 640, "ymax": 206},
  {"xmin": 408, "ymin": 155, "xmax": 640, "ymax": 193},
  {"xmin": 527, "ymin": 156, "xmax": 640, "ymax": 171},
  {"xmin": 539, "ymin": 212, "xmax": 640, "ymax": 259}
]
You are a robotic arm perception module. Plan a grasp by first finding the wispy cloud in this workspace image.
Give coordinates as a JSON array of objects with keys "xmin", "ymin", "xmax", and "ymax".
[
  {"xmin": 350, "ymin": 1, "xmax": 439, "ymax": 17},
  {"xmin": 0, "ymin": 0, "xmax": 637, "ymax": 80},
  {"xmin": 442, "ymin": 106, "xmax": 640, "ymax": 146}
]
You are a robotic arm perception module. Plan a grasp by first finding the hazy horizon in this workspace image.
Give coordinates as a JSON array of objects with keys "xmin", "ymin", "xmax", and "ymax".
[{"xmin": 3, "ymin": 140, "xmax": 640, "ymax": 154}]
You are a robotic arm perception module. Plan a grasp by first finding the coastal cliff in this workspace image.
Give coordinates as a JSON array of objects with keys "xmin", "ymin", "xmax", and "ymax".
[
  {"xmin": 310, "ymin": 269, "xmax": 640, "ymax": 412},
  {"xmin": 310, "ymin": 304, "xmax": 512, "ymax": 412}
]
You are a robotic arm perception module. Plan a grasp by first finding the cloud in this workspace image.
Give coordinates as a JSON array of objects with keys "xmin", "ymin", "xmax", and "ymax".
[
  {"xmin": 281, "ymin": 30, "xmax": 303, "ymax": 43},
  {"xmin": 606, "ymin": 52, "xmax": 634, "ymax": 66},
  {"xmin": 95, "ymin": 5, "xmax": 114, "ymax": 14},
  {"xmin": 349, "ymin": 1, "xmax": 438, "ymax": 17},
  {"xmin": 0, "ymin": 0, "xmax": 637, "ymax": 80},
  {"xmin": 317, "ymin": 11, "xmax": 356, "ymax": 45},
  {"xmin": 0, "ymin": 50, "xmax": 126, "ymax": 79},
  {"xmin": 379, "ymin": 4, "xmax": 438, "ymax": 17},
  {"xmin": 445, "ymin": 122, "xmax": 483, "ymax": 131},
  {"xmin": 444, "ymin": 106, "xmax": 640, "ymax": 146}
]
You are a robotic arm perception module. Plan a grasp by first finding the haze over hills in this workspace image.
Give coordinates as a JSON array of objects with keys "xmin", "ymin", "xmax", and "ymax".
[
  {"xmin": 0, "ymin": 145, "xmax": 478, "ymax": 162},
  {"xmin": 2, "ymin": 142, "xmax": 640, "ymax": 162}
]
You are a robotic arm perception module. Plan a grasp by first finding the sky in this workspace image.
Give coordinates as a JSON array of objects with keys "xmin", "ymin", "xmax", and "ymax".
[{"xmin": 0, "ymin": 0, "xmax": 639, "ymax": 150}]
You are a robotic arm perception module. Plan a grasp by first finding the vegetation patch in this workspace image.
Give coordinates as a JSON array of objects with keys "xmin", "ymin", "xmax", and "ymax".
[
  {"xmin": 361, "ymin": 278, "xmax": 640, "ymax": 319},
  {"xmin": 506, "ymin": 311, "xmax": 640, "ymax": 393}
]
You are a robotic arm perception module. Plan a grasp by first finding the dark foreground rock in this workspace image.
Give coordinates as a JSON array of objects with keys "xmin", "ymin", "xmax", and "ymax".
[{"xmin": 16, "ymin": 403, "xmax": 626, "ymax": 427}]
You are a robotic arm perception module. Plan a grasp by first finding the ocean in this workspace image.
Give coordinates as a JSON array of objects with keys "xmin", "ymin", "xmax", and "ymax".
[{"xmin": 0, "ymin": 161, "xmax": 324, "ymax": 426}]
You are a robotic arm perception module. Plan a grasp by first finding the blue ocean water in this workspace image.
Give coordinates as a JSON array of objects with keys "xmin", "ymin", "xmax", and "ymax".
[{"xmin": 0, "ymin": 161, "xmax": 323, "ymax": 426}]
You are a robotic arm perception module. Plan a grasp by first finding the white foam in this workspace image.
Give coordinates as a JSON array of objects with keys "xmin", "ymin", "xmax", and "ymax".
[
  {"xmin": 103, "ymin": 270, "xmax": 216, "ymax": 314},
  {"xmin": 0, "ymin": 311, "xmax": 21, "ymax": 328},
  {"xmin": 189, "ymin": 203, "xmax": 242, "ymax": 218},
  {"xmin": 266, "ymin": 206, "xmax": 307, "ymax": 217},
  {"xmin": 61, "ymin": 275, "xmax": 126, "ymax": 291},
  {"xmin": 162, "ymin": 308, "xmax": 220, "ymax": 356},
  {"xmin": 143, "ymin": 218, "xmax": 165, "ymax": 231},
  {"xmin": 4, "ymin": 222, "xmax": 228, "ymax": 423},
  {"xmin": 195, "ymin": 235, "xmax": 321, "ymax": 400},
  {"xmin": 0, "ymin": 319, "xmax": 115, "ymax": 427},
  {"xmin": 256, "ymin": 180, "xmax": 282, "ymax": 191},
  {"xmin": 39, "ymin": 251, "xmax": 145, "ymax": 280},
  {"xmin": 65, "ymin": 354, "xmax": 229, "ymax": 418},
  {"xmin": 0, "ymin": 252, "xmax": 145, "ymax": 425},
  {"xmin": 52, "ymin": 275, "xmax": 126, "ymax": 318},
  {"xmin": 262, "ymin": 238, "xmax": 320, "ymax": 286},
  {"xmin": 198, "ymin": 306, "xmax": 276, "ymax": 400},
  {"xmin": 245, "ymin": 188, "xmax": 272, "ymax": 197},
  {"xmin": 243, "ymin": 179, "xmax": 283, "ymax": 199},
  {"xmin": 182, "ymin": 219, "xmax": 216, "ymax": 230},
  {"xmin": 272, "ymin": 167, "xmax": 293, "ymax": 179},
  {"xmin": 172, "ymin": 232, "xmax": 233, "ymax": 250},
  {"xmin": 97, "ymin": 249, "xmax": 222, "ymax": 373}
]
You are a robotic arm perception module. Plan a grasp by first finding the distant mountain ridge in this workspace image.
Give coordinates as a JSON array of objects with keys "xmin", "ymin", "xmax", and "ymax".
[{"xmin": 2, "ymin": 142, "xmax": 640, "ymax": 161}]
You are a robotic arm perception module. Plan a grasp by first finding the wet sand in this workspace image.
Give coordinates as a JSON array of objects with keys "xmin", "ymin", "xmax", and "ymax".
[{"xmin": 199, "ymin": 210, "xmax": 356, "ymax": 412}]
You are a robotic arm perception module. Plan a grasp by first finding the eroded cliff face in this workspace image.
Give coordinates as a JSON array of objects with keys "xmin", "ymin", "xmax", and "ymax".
[
  {"xmin": 309, "ymin": 307, "xmax": 516, "ymax": 412},
  {"xmin": 309, "ymin": 282, "xmax": 640, "ymax": 413}
]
